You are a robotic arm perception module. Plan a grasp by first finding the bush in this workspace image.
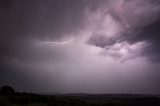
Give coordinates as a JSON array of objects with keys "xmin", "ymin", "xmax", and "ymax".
[{"xmin": 0, "ymin": 85, "xmax": 15, "ymax": 95}]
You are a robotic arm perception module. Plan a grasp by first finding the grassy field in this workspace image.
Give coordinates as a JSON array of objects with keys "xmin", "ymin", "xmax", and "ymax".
[{"xmin": 1, "ymin": 93, "xmax": 160, "ymax": 106}]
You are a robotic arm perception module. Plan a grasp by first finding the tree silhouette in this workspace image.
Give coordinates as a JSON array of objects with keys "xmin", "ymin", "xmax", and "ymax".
[{"xmin": 0, "ymin": 85, "xmax": 15, "ymax": 95}]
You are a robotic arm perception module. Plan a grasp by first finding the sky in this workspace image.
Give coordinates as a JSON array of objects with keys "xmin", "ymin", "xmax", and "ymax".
[{"xmin": 1, "ymin": 0, "xmax": 160, "ymax": 94}]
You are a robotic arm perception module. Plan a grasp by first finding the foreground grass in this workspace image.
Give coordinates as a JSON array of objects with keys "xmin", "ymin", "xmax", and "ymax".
[{"xmin": 1, "ymin": 93, "xmax": 160, "ymax": 106}]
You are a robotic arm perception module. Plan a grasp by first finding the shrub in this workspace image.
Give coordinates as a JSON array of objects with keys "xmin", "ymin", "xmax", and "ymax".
[{"xmin": 0, "ymin": 85, "xmax": 15, "ymax": 95}]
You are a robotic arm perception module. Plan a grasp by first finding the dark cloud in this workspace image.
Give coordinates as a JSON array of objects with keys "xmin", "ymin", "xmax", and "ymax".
[
  {"xmin": 1, "ymin": 0, "xmax": 160, "ymax": 93},
  {"xmin": 129, "ymin": 19, "xmax": 160, "ymax": 62},
  {"xmin": 86, "ymin": 0, "xmax": 160, "ymax": 63},
  {"xmin": 88, "ymin": 34, "xmax": 116, "ymax": 48}
]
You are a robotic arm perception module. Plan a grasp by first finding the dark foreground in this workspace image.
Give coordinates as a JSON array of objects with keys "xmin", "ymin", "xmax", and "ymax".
[
  {"xmin": 0, "ymin": 86, "xmax": 160, "ymax": 106},
  {"xmin": 1, "ymin": 93, "xmax": 160, "ymax": 106}
]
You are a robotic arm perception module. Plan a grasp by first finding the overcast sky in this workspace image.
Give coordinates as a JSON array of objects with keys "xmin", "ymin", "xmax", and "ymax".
[{"xmin": 1, "ymin": 0, "xmax": 160, "ymax": 94}]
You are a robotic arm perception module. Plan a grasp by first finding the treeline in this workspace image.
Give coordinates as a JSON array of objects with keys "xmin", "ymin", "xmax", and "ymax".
[
  {"xmin": 1, "ymin": 85, "xmax": 160, "ymax": 106},
  {"xmin": 0, "ymin": 85, "xmax": 55, "ymax": 106},
  {"xmin": 0, "ymin": 85, "xmax": 96, "ymax": 106}
]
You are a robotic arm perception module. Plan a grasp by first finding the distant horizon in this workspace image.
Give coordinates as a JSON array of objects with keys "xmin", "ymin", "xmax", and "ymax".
[{"xmin": 2, "ymin": 85, "xmax": 160, "ymax": 95}]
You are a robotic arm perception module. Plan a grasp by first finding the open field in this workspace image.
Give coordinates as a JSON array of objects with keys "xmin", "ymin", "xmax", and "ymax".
[{"xmin": 1, "ymin": 93, "xmax": 160, "ymax": 106}]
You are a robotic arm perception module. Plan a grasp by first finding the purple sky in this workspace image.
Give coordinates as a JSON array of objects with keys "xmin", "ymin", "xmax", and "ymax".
[{"xmin": 1, "ymin": 0, "xmax": 160, "ymax": 94}]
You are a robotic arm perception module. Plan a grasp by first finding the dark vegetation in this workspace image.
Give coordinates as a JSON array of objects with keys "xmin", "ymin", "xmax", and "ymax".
[{"xmin": 0, "ymin": 86, "xmax": 160, "ymax": 106}]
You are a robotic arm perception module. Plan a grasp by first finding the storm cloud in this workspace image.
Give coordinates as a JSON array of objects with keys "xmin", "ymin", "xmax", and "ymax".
[{"xmin": 1, "ymin": 0, "xmax": 160, "ymax": 93}]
